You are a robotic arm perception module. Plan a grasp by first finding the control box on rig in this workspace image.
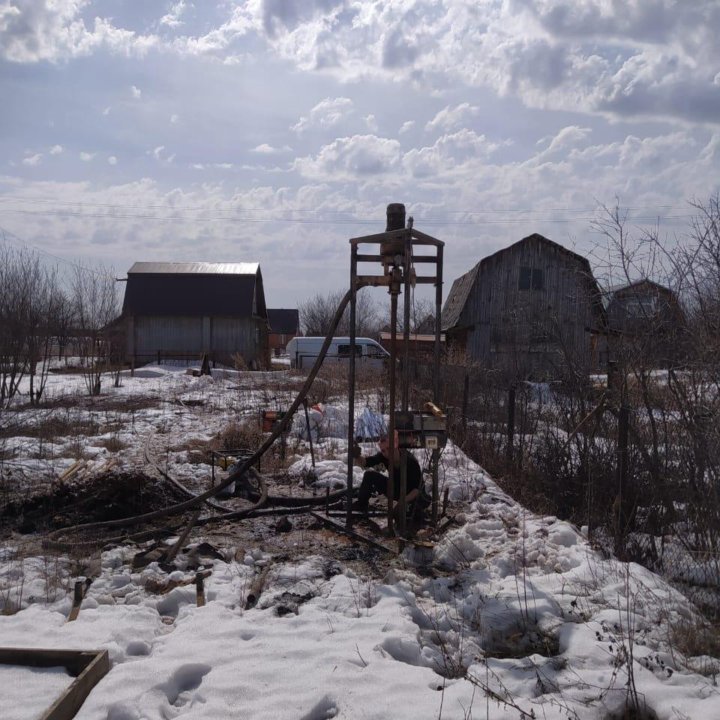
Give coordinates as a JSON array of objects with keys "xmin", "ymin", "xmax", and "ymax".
[{"xmin": 395, "ymin": 403, "xmax": 447, "ymax": 450}]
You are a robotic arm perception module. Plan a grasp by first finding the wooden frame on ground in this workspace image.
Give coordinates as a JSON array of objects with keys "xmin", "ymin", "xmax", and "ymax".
[{"xmin": 0, "ymin": 647, "xmax": 110, "ymax": 720}]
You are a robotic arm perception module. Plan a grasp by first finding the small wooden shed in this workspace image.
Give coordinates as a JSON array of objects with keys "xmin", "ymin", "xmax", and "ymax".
[
  {"xmin": 442, "ymin": 234, "xmax": 606, "ymax": 379},
  {"xmin": 121, "ymin": 262, "xmax": 269, "ymax": 367},
  {"xmin": 267, "ymin": 308, "xmax": 300, "ymax": 355},
  {"xmin": 604, "ymin": 279, "xmax": 684, "ymax": 367}
]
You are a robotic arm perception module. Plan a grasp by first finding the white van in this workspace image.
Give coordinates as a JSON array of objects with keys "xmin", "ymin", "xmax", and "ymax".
[{"xmin": 286, "ymin": 336, "xmax": 389, "ymax": 370}]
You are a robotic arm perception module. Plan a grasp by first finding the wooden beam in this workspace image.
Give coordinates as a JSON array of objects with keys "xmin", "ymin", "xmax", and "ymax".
[
  {"xmin": 161, "ymin": 509, "xmax": 202, "ymax": 566},
  {"xmin": 350, "ymin": 228, "xmax": 407, "ymax": 245},
  {"xmin": 356, "ymin": 275, "xmax": 392, "ymax": 287},
  {"xmin": 409, "ymin": 229, "xmax": 443, "ymax": 246},
  {"xmin": 0, "ymin": 648, "xmax": 110, "ymax": 720}
]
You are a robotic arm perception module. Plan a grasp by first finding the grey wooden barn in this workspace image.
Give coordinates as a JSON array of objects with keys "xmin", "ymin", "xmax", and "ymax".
[
  {"xmin": 121, "ymin": 262, "xmax": 269, "ymax": 367},
  {"xmin": 442, "ymin": 234, "xmax": 606, "ymax": 379}
]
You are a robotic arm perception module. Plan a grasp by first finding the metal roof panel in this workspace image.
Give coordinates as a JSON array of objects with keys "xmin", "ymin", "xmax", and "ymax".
[{"xmin": 127, "ymin": 262, "xmax": 259, "ymax": 275}]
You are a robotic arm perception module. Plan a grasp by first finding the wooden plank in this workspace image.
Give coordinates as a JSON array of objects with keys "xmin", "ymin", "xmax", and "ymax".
[
  {"xmin": 195, "ymin": 570, "xmax": 211, "ymax": 607},
  {"xmin": 67, "ymin": 581, "xmax": 84, "ymax": 623},
  {"xmin": 43, "ymin": 650, "xmax": 110, "ymax": 720},
  {"xmin": 59, "ymin": 460, "xmax": 86, "ymax": 482},
  {"xmin": 161, "ymin": 508, "xmax": 202, "ymax": 566},
  {"xmin": 0, "ymin": 648, "xmax": 110, "ymax": 720}
]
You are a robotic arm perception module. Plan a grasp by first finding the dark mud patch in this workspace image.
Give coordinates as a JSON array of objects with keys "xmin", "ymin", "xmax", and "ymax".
[{"xmin": 1, "ymin": 472, "xmax": 189, "ymax": 534}]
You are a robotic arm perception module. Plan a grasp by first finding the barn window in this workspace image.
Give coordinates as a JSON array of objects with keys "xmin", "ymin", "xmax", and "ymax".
[
  {"xmin": 519, "ymin": 266, "xmax": 544, "ymax": 291},
  {"xmin": 624, "ymin": 296, "xmax": 656, "ymax": 318},
  {"xmin": 519, "ymin": 266, "xmax": 531, "ymax": 290}
]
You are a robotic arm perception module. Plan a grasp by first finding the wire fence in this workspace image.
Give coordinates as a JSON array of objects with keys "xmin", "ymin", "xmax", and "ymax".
[{"xmin": 408, "ymin": 359, "xmax": 720, "ymax": 618}]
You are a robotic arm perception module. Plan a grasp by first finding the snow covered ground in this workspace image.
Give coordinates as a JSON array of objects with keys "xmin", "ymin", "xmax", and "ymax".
[{"xmin": 1, "ymin": 365, "xmax": 719, "ymax": 719}]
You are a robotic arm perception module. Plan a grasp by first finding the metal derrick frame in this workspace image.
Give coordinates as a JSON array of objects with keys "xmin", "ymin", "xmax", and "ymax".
[{"xmin": 345, "ymin": 222, "xmax": 444, "ymax": 537}]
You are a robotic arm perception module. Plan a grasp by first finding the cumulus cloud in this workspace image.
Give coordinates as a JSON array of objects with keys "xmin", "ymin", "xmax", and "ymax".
[
  {"xmin": 364, "ymin": 114, "xmax": 378, "ymax": 132},
  {"xmin": 537, "ymin": 125, "xmax": 592, "ymax": 158},
  {"xmin": 0, "ymin": 0, "xmax": 159, "ymax": 63},
  {"xmin": 258, "ymin": 0, "xmax": 345, "ymax": 38},
  {"xmin": 22, "ymin": 153, "xmax": 42, "ymax": 166},
  {"xmin": 160, "ymin": 1, "xmax": 188, "ymax": 29},
  {"xmin": 425, "ymin": 103, "xmax": 479, "ymax": 133},
  {"xmin": 131, "ymin": 85, "xmax": 142, "ymax": 99},
  {"xmin": 399, "ymin": 120, "xmax": 415, "ymax": 134},
  {"xmin": 4, "ymin": 2, "xmax": 718, "ymax": 126},
  {"xmin": 5, "ymin": 2, "xmax": 717, "ymax": 126},
  {"xmin": 251, "ymin": 143, "xmax": 290, "ymax": 154},
  {"xmin": 79, "ymin": 151, "xmax": 95, "ymax": 161},
  {"xmin": 49, "ymin": 144, "xmax": 63, "ymax": 155},
  {"xmin": 242, "ymin": 0, "xmax": 720, "ymax": 126},
  {"xmin": 170, "ymin": 114, "xmax": 179, "ymax": 124},
  {"xmin": 403, "ymin": 129, "xmax": 502, "ymax": 179},
  {"xmin": 108, "ymin": 156, "xmax": 117, "ymax": 165},
  {"xmin": 293, "ymin": 134, "xmax": 401, "ymax": 180},
  {"xmin": 291, "ymin": 97, "xmax": 354, "ymax": 133}
]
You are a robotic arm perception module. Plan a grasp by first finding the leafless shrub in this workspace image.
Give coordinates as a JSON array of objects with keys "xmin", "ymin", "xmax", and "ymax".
[{"xmin": 71, "ymin": 263, "xmax": 121, "ymax": 396}]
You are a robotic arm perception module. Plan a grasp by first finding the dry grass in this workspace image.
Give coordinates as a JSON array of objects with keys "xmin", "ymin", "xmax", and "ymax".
[
  {"xmin": 96, "ymin": 435, "xmax": 127, "ymax": 453},
  {"xmin": 668, "ymin": 616, "xmax": 720, "ymax": 676}
]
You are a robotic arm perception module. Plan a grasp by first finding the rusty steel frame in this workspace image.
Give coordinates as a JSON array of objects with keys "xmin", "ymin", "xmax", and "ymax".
[{"xmin": 345, "ymin": 208, "xmax": 444, "ymax": 536}]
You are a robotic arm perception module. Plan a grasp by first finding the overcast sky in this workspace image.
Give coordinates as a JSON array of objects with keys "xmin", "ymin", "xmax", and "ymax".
[{"xmin": 1, "ymin": 0, "xmax": 719, "ymax": 307}]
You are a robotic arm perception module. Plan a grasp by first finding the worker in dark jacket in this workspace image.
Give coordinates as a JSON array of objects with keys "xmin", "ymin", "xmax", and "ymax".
[{"xmin": 353, "ymin": 432, "xmax": 424, "ymax": 513}]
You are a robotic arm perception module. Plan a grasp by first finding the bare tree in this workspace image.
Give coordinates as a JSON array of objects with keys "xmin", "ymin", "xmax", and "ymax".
[
  {"xmin": 0, "ymin": 246, "xmax": 63, "ymax": 407},
  {"xmin": 26, "ymin": 265, "xmax": 65, "ymax": 405},
  {"xmin": 299, "ymin": 288, "xmax": 379, "ymax": 337},
  {"xmin": 0, "ymin": 246, "xmax": 33, "ymax": 406},
  {"xmin": 381, "ymin": 295, "xmax": 436, "ymax": 334},
  {"xmin": 72, "ymin": 265, "xmax": 120, "ymax": 396}
]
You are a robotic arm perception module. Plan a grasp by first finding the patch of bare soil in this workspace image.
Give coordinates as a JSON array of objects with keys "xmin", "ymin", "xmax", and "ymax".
[
  {"xmin": 202, "ymin": 512, "xmax": 396, "ymax": 579},
  {"xmin": 1, "ymin": 472, "xmax": 189, "ymax": 535}
]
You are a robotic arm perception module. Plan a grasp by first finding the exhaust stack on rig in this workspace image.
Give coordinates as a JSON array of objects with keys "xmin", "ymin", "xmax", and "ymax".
[{"xmin": 346, "ymin": 203, "xmax": 445, "ymax": 536}]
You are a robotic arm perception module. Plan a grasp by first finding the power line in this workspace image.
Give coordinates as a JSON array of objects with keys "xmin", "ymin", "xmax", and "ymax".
[
  {"xmin": 0, "ymin": 206, "xmax": 694, "ymax": 226},
  {"xmin": 0, "ymin": 195, "xmax": 690, "ymax": 215},
  {"xmin": 0, "ymin": 225, "xmax": 111, "ymax": 277}
]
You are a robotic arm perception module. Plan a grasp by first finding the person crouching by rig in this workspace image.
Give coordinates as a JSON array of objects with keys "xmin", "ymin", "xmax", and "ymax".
[{"xmin": 352, "ymin": 432, "xmax": 424, "ymax": 516}]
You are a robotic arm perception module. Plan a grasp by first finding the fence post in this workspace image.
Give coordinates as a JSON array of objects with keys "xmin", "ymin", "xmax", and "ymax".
[
  {"xmin": 506, "ymin": 385, "xmax": 516, "ymax": 465},
  {"xmin": 614, "ymin": 403, "xmax": 630, "ymax": 555},
  {"xmin": 461, "ymin": 370, "xmax": 469, "ymax": 434}
]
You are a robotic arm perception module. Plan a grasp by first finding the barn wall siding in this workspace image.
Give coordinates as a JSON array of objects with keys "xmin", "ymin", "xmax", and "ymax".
[
  {"xmin": 211, "ymin": 317, "xmax": 258, "ymax": 358},
  {"xmin": 133, "ymin": 316, "xmax": 204, "ymax": 356},
  {"xmin": 129, "ymin": 315, "xmax": 260, "ymax": 363}
]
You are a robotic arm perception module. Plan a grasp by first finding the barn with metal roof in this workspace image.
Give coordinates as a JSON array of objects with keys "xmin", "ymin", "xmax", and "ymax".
[
  {"xmin": 441, "ymin": 234, "xmax": 606, "ymax": 379},
  {"xmin": 121, "ymin": 262, "xmax": 269, "ymax": 368}
]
